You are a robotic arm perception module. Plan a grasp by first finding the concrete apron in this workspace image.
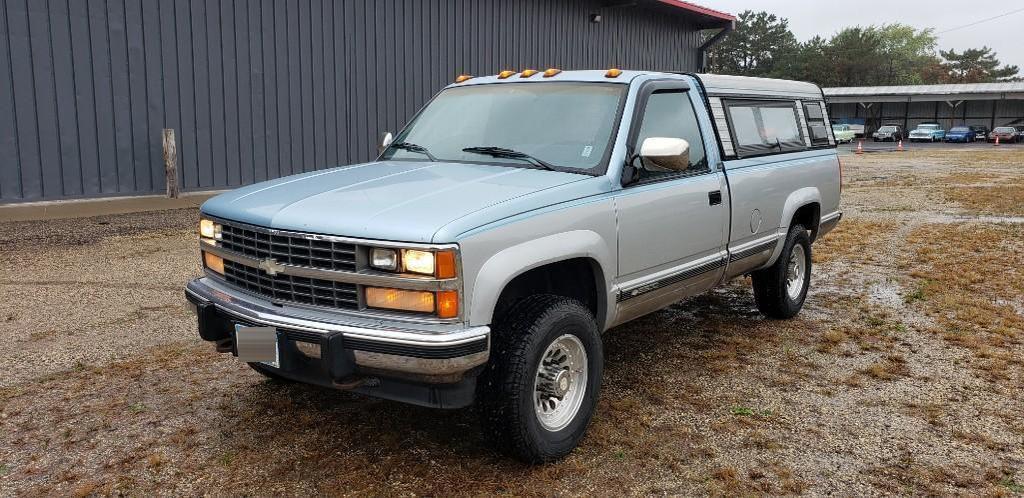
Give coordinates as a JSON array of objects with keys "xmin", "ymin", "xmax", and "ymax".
[{"xmin": 0, "ymin": 191, "xmax": 224, "ymax": 222}]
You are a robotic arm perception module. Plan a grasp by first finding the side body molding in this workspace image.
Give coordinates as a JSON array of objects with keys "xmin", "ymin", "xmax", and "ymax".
[{"xmin": 468, "ymin": 230, "xmax": 614, "ymax": 329}]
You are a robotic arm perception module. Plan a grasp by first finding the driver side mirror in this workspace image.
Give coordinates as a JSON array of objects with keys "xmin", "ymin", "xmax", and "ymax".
[
  {"xmin": 621, "ymin": 137, "xmax": 691, "ymax": 187},
  {"xmin": 378, "ymin": 131, "xmax": 394, "ymax": 154},
  {"xmin": 639, "ymin": 137, "xmax": 690, "ymax": 172}
]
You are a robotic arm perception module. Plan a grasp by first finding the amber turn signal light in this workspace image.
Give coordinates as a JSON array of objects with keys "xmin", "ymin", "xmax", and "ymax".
[
  {"xmin": 436, "ymin": 290, "xmax": 459, "ymax": 319},
  {"xmin": 365, "ymin": 288, "xmax": 436, "ymax": 314},
  {"xmin": 203, "ymin": 251, "xmax": 224, "ymax": 275},
  {"xmin": 435, "ymin": 250, "xmax": 457, "ymax": 279}
]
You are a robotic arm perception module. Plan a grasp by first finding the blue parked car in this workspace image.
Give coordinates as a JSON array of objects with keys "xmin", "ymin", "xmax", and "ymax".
[{"xmin": 944, "ymin": 126, "xmax": 975, "ymax": 143}]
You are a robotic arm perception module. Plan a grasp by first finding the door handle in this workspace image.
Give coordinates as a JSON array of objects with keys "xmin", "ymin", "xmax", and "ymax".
[{"xmin": 708, "ymin": 190, "xmax": 722, "ymax": 206}]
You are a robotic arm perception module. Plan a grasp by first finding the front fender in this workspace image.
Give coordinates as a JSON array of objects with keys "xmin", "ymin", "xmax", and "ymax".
[{"xmin": 468, "ymin": 230, "xmax": 614, "ymax": 328}]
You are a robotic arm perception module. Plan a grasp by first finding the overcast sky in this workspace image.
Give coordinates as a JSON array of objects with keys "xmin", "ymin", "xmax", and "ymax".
[{"xmin": 698, "ymin": 1, "xmax": 1024, "ymax": 71}]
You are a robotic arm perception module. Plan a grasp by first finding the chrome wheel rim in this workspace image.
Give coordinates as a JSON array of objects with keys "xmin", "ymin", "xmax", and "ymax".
[
  {"xmin": 786, "ymin": 244, "xmax": 807, "ymax": 300},
  {"xmin": 533, "ymin": 334, "xmax": 588, "ymax": 432}
]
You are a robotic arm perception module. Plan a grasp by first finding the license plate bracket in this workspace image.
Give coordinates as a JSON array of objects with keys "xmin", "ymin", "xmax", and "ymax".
[{"xmin": 234, "ymin": 325, "xmax": 279, "ymax": 368}]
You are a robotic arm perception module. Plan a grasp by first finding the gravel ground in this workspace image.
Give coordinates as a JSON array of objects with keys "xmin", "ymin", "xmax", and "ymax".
[{"xmin": 1, "ymin": 149, "xmax": 1022, "ymax": 496}]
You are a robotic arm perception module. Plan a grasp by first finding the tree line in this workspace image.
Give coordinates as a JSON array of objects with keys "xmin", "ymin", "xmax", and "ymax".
[{"xmin": 705, "ymin": 10, "xmax": 1020, "ymax": 87}]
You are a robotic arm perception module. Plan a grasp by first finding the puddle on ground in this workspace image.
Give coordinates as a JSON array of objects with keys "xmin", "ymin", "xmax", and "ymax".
[
  {"xmin": 868, "ymin": 281, "xmax": 905, "ymax": 311},
  {"xmin": 922, "ymin": 213, "xmax": 1024, "ymax": 224},
  {"xmin": 994, "ymin": 298, "xmax": 1024, "ymax": 317}
]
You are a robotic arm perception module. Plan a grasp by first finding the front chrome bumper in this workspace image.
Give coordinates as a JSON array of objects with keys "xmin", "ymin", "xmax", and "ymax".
[{"xmin": 185, "ymin": 277, "xmax": 489, "ymax": 378}]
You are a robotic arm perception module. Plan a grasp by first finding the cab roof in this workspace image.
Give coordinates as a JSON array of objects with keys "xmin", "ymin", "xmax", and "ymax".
[
  {"xmin": 448, "ymin": 70, "xmax": 826, "ymax": 101},
  {"xmin": 447, "ymin": 70, "xmax": 659, "ymax": 87},
  {"xmin": 692, "ymin": 74, "xmax": 825, "ymax": 100}
]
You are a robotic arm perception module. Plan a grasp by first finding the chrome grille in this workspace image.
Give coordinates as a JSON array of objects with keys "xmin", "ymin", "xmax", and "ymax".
[
  {"xmin": 219, "ymin": 222, "xmax": 357, "ymax": 272},
  {"xmin": 223, "ymin": 260, "xmax": 358, "ymax": 309}
]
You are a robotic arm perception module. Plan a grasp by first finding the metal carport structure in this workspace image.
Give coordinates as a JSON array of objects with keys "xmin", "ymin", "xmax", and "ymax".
[{"xmin": 823, "ymin": 82, "xmax": 1024, "ymax": 136}]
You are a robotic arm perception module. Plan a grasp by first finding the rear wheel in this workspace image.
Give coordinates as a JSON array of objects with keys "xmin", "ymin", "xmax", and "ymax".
[
  {"xmin": 477, "ymin": 295, "xmax": 603, "ymax": 463},
  {"xmin": 752, "ymin": 224, "xmax": 811, "ymax": 319}
]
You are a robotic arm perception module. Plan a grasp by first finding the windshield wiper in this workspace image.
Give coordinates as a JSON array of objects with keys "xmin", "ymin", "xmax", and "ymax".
[
  {"xmin": 461, "ymin": 146, "xmax": 556, "ymax": 171},
  {"xmin": 389, "ymin": 141, "xmax": 438, "ymax": 161}
]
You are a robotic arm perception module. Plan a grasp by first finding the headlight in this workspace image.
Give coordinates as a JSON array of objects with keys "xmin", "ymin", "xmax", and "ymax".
[
  {"xmin": 370, "ymin": 248, "xmax": 398, "ymax": 271},
  {"xmin": 199, "ymin": 218, "xmax": 221, "ymax": 240},
  {"xmin": 369, "ymin": 248, "xmax": 457, "ymax": 278},
  {"xmin": 402, "ymin": 250, "xmax": 435, "ymax": 275}
]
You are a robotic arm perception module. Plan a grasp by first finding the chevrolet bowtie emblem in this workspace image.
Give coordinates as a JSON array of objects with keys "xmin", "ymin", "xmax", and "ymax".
[{"xmin": 258, "ymin": 258, "xmax": 285, "ymax": 276}]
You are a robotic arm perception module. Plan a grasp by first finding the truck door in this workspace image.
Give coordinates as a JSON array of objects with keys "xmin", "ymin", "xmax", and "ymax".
[{"xmin": 612, "ymin": 81, "xmax": 729, "ymax": 325}]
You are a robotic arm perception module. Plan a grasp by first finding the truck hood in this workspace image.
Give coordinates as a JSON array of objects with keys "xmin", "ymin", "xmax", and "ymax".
[{"xmin": 200, "ymin": 161, "xmax": 591, "ymax": 243}]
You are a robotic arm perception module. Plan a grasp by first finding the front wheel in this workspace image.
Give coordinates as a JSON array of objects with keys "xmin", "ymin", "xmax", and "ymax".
[
  {"xmin": 751, "ymin": 224, "xmax": 811, "ymax": 319},
  {"xmin": 477, "ymin": 295, "xmax": 603, "ymax": 463}
]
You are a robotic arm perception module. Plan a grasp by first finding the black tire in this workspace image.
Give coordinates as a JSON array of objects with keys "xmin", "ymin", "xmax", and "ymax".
[
  {"xmin": 248, "ymin": 362, "xmax": 294, "ymax": 383},
  {"xmin": 476, "ymin": 294, "xmax": 603, "ymax": 463},
  {"xmin": 751, "ymin": 224, "xmax": 812, "ymax": 319}
]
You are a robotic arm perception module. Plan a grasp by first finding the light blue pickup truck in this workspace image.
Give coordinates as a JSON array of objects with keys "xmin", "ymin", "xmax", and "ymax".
[
  {"xmin": 909, "ymin": 122, "xmax": 946, "ymax": 142},
  {"xmin": 186, "ymin": 70, "xmax": 842, "ymax": 462}
]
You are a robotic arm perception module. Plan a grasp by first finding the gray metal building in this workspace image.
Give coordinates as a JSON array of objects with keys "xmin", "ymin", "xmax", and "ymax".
[
  {"xmin": 0, "ymin": 0, "xmax": 733, "ymax": 203},
  {"xmin": 824, "ymin": 82, "xmax": 1024, "ymax": 136}
]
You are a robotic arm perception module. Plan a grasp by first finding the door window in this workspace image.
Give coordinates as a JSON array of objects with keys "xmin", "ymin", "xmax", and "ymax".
[{"xmin": 632, "ymin": 90, "xmax": 708, "ymax": 180}]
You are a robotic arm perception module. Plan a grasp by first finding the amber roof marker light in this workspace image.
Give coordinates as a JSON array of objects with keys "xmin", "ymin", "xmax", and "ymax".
[
  {"xmin": 454, "ymin": 74, "xmax": 474, "ymax": 83},
  {"xmin": 520, "ymin": 69, "xmax": 539, "ymax": 78},
  {"xmin": 542, "ymin": 68, "xmax": 562, "ymax": 78},
  {"xmin": 497, "ymin": 70, "xmax": 516, "ymax": 79},
  {"xmin": 605, "ymin": 68, "xmax": 623, "ymax": 78}
]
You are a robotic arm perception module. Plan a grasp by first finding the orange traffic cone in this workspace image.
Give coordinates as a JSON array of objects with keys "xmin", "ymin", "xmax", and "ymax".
[
  {"xmin": 897, "ymin": 140, "xmax": 904, "ymax": 152},
  {"xmin": 993, "ymin": 136, "xmax": 1000, "ymax": 147},
  {"xmin": 856, "ymin": 140, "xmax": 864, "ymax": 155}
]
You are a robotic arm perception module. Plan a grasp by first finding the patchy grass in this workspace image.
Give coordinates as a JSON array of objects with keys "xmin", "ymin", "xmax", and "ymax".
[
  {"xmin": 903, "ymin": 223, "xmax": 1024, "ymax": 382},
  {"xmin": 860, "ymin": 354, "xmax": 910, "ymax": 381},
  {"xmin": 1001, "ymin": 477, "xmax": 1024, "ymax": 493},
  {"xmin": 944, "ymin": 185, "xmax": 1024, "ymax": 216},
  {"xmin": 813, "ymin": 219, "xmax": 897, "ymax": 265},
  {"xmin": 2, "ymin": 148, "xmax": 1023, "ymax": 496}
]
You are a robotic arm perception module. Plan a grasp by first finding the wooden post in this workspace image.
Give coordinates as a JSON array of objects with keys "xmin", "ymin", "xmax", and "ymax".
[{"xmin": 162, "ymin": 129, "xmax": 179, "ymax": 199}]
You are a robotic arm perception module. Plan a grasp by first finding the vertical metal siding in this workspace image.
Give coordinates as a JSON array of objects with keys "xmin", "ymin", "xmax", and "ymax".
[{"xmin": 1, "ymin": 0, "xmax": 703, "ymax": 202}]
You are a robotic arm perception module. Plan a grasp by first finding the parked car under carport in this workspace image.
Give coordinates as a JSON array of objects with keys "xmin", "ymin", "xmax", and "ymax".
[
  {"xmin": 944, "ymin": 126, "xmax": 975, "ymax": 143},
  {"xmin": 988, "ymin": 127, "xmax": 1019, "ymax": 143}
]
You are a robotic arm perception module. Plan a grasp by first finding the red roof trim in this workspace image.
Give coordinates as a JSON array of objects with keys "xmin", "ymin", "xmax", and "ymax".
[{"xmin": 654, "ymin": 0, "xmax": 736, "ymax": 22}]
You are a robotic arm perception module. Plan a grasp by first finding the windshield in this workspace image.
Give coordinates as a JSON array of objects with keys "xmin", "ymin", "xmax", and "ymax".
[
  {"xmin": 995, "ymin": 127, "xmax": 1015, "ymax": 132},
  {"xmin": 381, "ymin": 82, "xmax": 626, "ymax": 172},
  {"xmin": 917, "ymin": 124, "xmax": 939, "ymax": 130},
  {"xmin": 833, "ymin": 125, "xmax": 848, "ymax": 130},
  {"xmin": 950, "ymin": 127, "xmax": 969, "ymax": 132},
  {"xmin": 879, "ymin": 126, "xmax": 897, "ymax": 132}
]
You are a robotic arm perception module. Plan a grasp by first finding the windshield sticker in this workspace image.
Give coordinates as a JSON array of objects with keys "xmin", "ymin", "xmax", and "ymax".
[{"xmin": 581, "ymin": 145, "xmax": 593, "ymax": 158}]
